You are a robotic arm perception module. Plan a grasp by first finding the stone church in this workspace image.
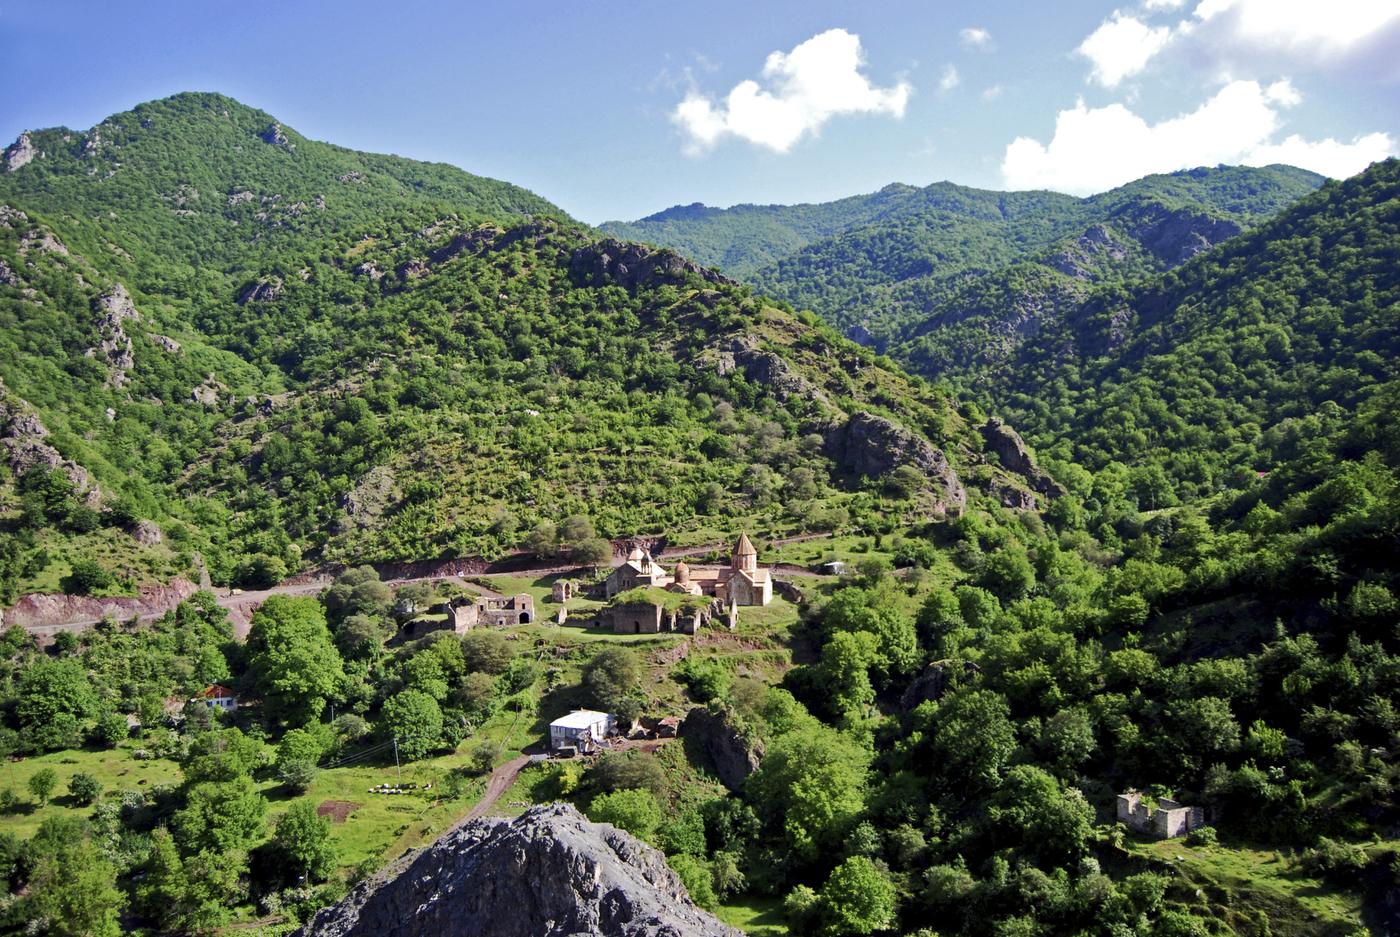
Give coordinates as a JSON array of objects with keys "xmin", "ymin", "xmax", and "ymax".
[{"xmin": 603, "ymin": 534, "xmax": 772, "ymax": 607}]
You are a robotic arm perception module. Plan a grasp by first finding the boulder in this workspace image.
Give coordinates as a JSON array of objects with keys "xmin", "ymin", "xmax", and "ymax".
[
  {"xmin": 296, "ymin": 803, "xmax": 739, "ymax": 937},
  {"xmin": 680, "ymin": 706, "xmax": 763, "ymax": 793},
  {"xmin": 130, "ymin": 520, "xmax": 163, "ymax": 545}
]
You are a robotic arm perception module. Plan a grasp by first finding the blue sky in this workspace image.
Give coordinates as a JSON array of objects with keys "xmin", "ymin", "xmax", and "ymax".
[{"xmin": 3, "ymin": 0, "xmax": 1398, "ymax": 223}]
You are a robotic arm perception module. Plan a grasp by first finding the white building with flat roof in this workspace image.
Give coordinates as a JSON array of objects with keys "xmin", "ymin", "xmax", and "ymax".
[{"xmin": 548, "ymin": 710, "xmax": 614, "ymax": 752}]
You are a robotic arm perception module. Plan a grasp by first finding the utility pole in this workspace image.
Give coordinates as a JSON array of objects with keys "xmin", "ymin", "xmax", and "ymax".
[{"xmin": 393, "ymin": 736, "xmax": 401, "ymax": 784}]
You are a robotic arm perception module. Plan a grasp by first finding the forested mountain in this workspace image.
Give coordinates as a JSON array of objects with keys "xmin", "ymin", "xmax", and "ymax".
[
  {"xmin": 994, "ymin": 157, "xmax": 1400, "ymax": 504},
  {"xmin": 0, "ymin": 94, "xmax": 1040, "ymax": 598},
  {"xmin": 604, "ymin": 166, "xmax": 1324, "ymax": 366}
]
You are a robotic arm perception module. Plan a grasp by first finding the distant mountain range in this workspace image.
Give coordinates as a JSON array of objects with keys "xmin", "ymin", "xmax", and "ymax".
[{"xmin": 602, "ymin": 165, "xmax": 1325, "ymax": 369}]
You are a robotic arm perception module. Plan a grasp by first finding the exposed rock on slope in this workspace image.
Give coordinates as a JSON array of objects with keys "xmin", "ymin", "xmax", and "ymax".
[
  {"xmin": 0, "ymin": 380, "xmax": 100, "ymax": 506},
  {"xmin": 570, "ymin": 239, "xmax": 734, "ymax": 293},
  {"xmin": 3, "ymin": 133, "xmax": 37, "ymax": 172},
  {"xmin": 297, "ymin": 803, "xmax": 739, "ymax": 937},
  {"xmin": 88, "ymin": 284, "xmax": 141, "ymax": 387},
  {"xmin": 681, "ymin": 706, "xmax": 764, "ymax": 793},
  {"xmin": 982, "ymin": 417, "xmax": 1065, "ymax": 498},
  {"xmin": 824, "ymin": 411, "xmax": 966, "ymax": 509}
]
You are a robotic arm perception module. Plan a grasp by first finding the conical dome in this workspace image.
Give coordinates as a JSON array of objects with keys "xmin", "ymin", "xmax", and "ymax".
[
  {"xmin": 733, "ymin": 533, "xmax": 758, "ymax": 574},
  {"xmin": 675, "ymin": 561, "xmax": 690, "ymax": 583}
]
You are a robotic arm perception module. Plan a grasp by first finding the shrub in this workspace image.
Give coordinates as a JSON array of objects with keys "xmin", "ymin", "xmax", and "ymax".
[
  {"xmin": 68, "ymin": 772, "xmax": 102, "ymax": 805},
  {"xmin": 1186, "ymin": 825, "xmax": 1218, "ymax": 847},
  {"xmin": 587, "ymin": 788, "xmax": 661, "ymax": 842}
]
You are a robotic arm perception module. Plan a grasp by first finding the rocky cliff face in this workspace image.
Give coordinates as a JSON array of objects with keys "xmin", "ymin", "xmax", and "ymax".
[
  {"xmin": 981, "ymin": 417, "xmax": 1065, "ymax": 499},
  {"xmin": 569, "ymin": 239, "xmax": 733, "ymax": 293},
  {"xmin": 296, "ymin": 804, "xmax": 740, "ymax": 937},
  {"xmin": 680, "ymin": 706, "xmax": 764, "ymax": 793},
  {"xmin": 823, "ymin": 411, "xmax": 966, "ymax": 510},
  {"xmin": 0, "ymin": 379, "xmax": 101, "ymax": 506}
]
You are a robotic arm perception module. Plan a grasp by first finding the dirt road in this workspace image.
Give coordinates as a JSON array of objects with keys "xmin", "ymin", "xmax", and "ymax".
[{"xmin": 460, "ymin": 754, "xmax": 534, "ymax": 824}]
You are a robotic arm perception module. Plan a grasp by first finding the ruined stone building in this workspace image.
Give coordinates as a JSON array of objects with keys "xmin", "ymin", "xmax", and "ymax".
[
  {"xmin": 445, "ymin": 593, "xmax": 536, "ymax": 632},
  {"xmin": 1116, "ymin": 791, "xmax": 1208, "ymax": 839},
  {"xmin": 605, "ymin": 597, "xmax": 721, "ymax": 635}
]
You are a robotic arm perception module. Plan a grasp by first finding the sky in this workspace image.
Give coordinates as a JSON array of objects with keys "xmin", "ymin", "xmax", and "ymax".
[{"xmin": 2, "ymin": 0, "xmax": 1398, "ymax": 223}]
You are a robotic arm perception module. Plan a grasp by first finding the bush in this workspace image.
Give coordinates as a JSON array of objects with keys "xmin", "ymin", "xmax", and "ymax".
[
  {"xmin": 587, "ymin": 788, "xmax": 662, "ymax": 842},
  {"xmin": 1186, "ymin": 825, "xmax": 1218, "ymax": 846},
  {"xmin": 673, "ymin": 658, "xmax": 731, "ymax": 703},
  {"xmin": 469, "ymin": 741, "xmax": 501, "ymax": 776},
  {"xmin": 65, "ymin": 559, "xmax": 114, "ymax": 595},
  {"xmin": 68, "ymin": 772, "xmax": 102, "ymax": 805},
  {"xmin": 27, "ymin": 767, "xmax": 57, "ymax": 804},
  {"xmin": 1300, "ymin": 837, "xmax": 1370, "ymax": 881},
  {"xmin": 667, "ymin": 853, "xmax": 717, "ymax": 910},
  {"xmin": 92, "ymin": 712, "xmax": 130, "ymax": 747}
]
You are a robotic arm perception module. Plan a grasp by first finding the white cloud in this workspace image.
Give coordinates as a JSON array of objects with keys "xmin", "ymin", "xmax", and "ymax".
[
  {"xmin": 1143, "ymin": 0, "xmax": 1188, "ymax": 8},
  {"xmin": 1077, "ymin": 13, "xmax": 1174, "ymax": 87},
  {"xmin": 672, "ymin": 28, "xmax": 912, "ymax": 154},
  {"xmin": 982, "ymin": 85, "xmax": 1005, "ymax": 102},
  {"xmin": 959, "ymin": 27, "xmax": 993, "ymax": 50},
  {"xmin": 1248, "ymin": 132, "xmax": 1396, "ymax": 178},
  {"xmin": 1192, "ymin": 0, "xmax": 1400, "ymax": 59},
  {"xmin": 1001, "ymin": 79, "xmax": 1396, "ymax": 193},
  {"xmin": 939, "ymin": 64, "xmax": 961, "ymax": 92}
]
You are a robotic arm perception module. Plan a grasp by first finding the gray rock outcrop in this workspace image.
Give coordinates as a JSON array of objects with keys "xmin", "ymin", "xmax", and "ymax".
[
  {"xmin": 4, "ymin": 133, "xmax": 37, "ymax": 172},
  {"xmin": 680, "ymin": 706, "xmax": 764, "ymax": 793},
  {"xmin": 89, "ymin": 284, "xmax": 141, "ymax": 387},
  {"xmin": 237, "ymin": 277, "xmax": 284, "ymax": 304},
  {"xmin": 296, "ymin": 803, "xmax": 740, "ymax": 937},
  {"xmin": 569, "ymin": 239, "xmax": 733, "ymax": 293},
  {"xmin": 723, "ymin": 338, "xmax": 828, "ymax": 405},
  {"xmin": 823, "ymin": 411, "xmax": 966, "ymax": 509},
  {"xmin": 981, "ymin": 417, "xmax": 1065, "ymax": 498},
  {"xmin": 261, "ymin": 122, "xmax": 294, "ymax": 150},
  {"xmin": 0, "ymin": 380, "xmax": 100, "ymax": 506},
  {"xmin": 1119, "ymin": 203, "xmax": 1242, "ymax": 266}
]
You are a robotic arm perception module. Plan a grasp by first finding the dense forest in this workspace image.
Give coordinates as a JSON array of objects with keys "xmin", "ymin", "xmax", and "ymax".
[{"xmin": 0, "ymin": 95, "xmax": 1395, "ymax": 937}]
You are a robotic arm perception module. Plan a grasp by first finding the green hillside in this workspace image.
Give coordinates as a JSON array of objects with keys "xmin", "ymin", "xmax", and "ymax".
[{"xmin": 0, "ymin": 95, "xmax": 1039, "ymax": 597}]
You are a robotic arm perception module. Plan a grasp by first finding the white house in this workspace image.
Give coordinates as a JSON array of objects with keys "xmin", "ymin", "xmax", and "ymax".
[
  {"xmin": 195, "ymin": 684, "xmax": 238, "ymax": 712},
  {"xmin": 548, "ymin": 710, "xmax": 614, "ymax": 752}
]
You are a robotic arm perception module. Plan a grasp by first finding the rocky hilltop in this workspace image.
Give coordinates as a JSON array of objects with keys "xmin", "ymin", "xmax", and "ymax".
[{"xmin": 297, "ymin": 804, "xmax": 740, "ymax": 937}]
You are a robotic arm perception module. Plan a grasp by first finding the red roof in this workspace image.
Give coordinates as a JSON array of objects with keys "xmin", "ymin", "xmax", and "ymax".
[{"xmin": 199, "ymin": 684, "xmax": 236, "ymax": 699}]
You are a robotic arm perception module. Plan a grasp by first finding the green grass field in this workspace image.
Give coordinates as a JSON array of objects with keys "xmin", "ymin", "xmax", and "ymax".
[
  {"xmin": 1123, "ymin": 834, "xmax": 1368, "ymax": 936},
  {"xmin": 0, "ymin": 743, "xmax": 184, "ymax": 839},
  {"xmin": 717, "ymin": 894, "xmax": 788, "ymax": 937}
]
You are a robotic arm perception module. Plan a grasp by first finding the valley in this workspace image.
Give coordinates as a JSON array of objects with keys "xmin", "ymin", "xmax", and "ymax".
[{"xmin": 0, "ymin": 93, "xmax": 1395, "ymax": 937}]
